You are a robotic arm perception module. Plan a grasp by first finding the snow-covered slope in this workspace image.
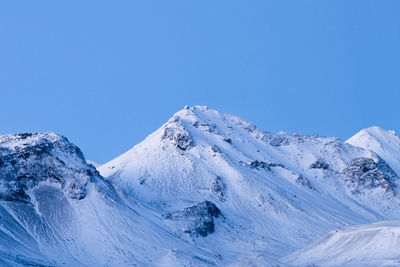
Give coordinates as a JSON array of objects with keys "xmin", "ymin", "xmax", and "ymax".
[
  {"xmin": 347, "ymin": 126, "xmax": 400, "ymax": 175},
  {"xmin": 99, "ymin": 106, "xmax": 400, "ymax": 265},
  {"xmin": 283, "ymin": 221, "xmax": 400, "ymax": 266}
]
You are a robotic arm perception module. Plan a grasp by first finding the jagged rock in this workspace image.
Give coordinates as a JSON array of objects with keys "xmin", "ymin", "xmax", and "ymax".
[
  {"xmin": 248, "ymin": 160, "xmax": 271, "ymax": 171},
  {"xmin": 4, "ymin": 188, "xmax": 30, "ymax": 203},
  {"xmin": 211, "ymin": 145, "xmax": 221, "ymax": 153},
  {"xmin": 0, "ymin": 133, "xmax": 97, "ymax": 203},
  {"xmin": 269, "ymin": 136, "xmax": 290, "ymax": 147},
  {"xmin": 67, "ymin": 180, "xmax": 87, "ymax": 200},
  {"xmin": 174, "ymin": 132, "xmax": 192, "ymax": 151},
  {"xmin": 296, "ymin": 175, "xmax": 315, "ymax": 190},
  {"xmin": 138, "ymin": 176, "xmax": 146, "ymax": 185},
  {"xmin": 162, "ymin": 117, "xmax": 194, "ymax": 151},
  {"xmin": 212, "ymin": 176, "xmax": 225, "ymax": 200},
  {"xmin": 293, "ymin": 134, "xmax": 305, "ymax": 143},
  {"xmin": 193, "ymin": 121, "xmax": 218, "ymax": 134},
  {"xmin": 223, "ymin": 137, "xmax": 232, "ymax": 144},
  {"xmin": 310, "ymin": 160, "xmax": 329, "ymax": 170},
  {"xmin": 343, "ymin": 157, "xmax": 397, "ymax": 194},
  {"xmin": 164, "ymin": 201, "xmax": 221, "ymax": 237},
  {"xmin": 162, "ymin": 127, "xmax": 175, "ymax": 140},
  {"xmin": 163, "ymin": 128, "xmax": 193, "ymax": 151}
]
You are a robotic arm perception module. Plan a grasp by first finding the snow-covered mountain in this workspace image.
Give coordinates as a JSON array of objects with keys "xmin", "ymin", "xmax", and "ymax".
[
  {"xmin": 99, "ymin": 106, "xmax": 400, "ymax": 265},
  {"xmin": 1, "ymin": 106, "xmax": 400, "ymax": 266}
]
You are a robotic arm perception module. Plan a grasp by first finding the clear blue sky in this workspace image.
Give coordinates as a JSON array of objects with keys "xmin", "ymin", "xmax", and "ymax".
[{"xmin": 1, "ymin": 1, "xmax": 399, "ymax": 163}]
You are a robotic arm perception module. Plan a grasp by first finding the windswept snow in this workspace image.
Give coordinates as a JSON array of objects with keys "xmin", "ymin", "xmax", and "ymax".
[{"xmin": 283, "ymin": 221, "xmax": 400, "ymax": 266}]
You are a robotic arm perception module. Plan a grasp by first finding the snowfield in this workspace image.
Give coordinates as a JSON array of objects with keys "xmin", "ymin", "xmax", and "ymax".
[
  {"xmin": 1, "ymin": 106, "xmax": 400, "ymax": 266},
  {"xmin": 283, "ymin": 221, "xmax": 400, "ymax": 266}
]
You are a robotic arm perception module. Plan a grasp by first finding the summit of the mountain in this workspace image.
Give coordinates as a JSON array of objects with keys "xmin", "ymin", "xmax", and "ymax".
[
  {"xmin": 0, "ymin": 132, "xmax": 98, "ymax": 203},
  {"xmin": 349, "ymin": 126, "xmax": 397, "ymax": 141}
]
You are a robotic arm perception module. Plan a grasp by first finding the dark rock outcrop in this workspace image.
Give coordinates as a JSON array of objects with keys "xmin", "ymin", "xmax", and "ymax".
[
  {"xmin": 310, "ymin": 160, "xmax": 329, "ymax": 170},
  {"xmin": 211, "ymin": 176, "xmax": 226, "ymax": 201},
  {"xmin": 296, "ymin": 175, "xmax": 315, "ymax": 191},
  {"xmin": 193, "ymin": 121, "xmax": 218, "ymax": 134},
  {"xmin": 211, "ymin": 145, "xmax": 221, "ymax": 153},
  {"xmin": 164, "ymin": 201, "xmax": 221, "ymax": 237},
  {"xmin": 269, "ymin": 136, "xmax": 290, "ymax": 147},
  {"xmin": 248, "ymin": 160, "xmax": 271, "ymax": 171},
  {"xmin": 269, "ymin": 163, "xmax": 285, "ymax": 168},
  {"xmin": 343, "ymin": 157, "xmax": 398, "ymax": 194},
  {"xmin": 174, "ymin": 132, "xmax": 193, "ymax": 151},
  {"xmin": 222, "ymin": 137, "xmax": 232, "ymax": 144},
  {"xmin": 162, "ymin": 117, "xmax": 194, "ymax": 151}
]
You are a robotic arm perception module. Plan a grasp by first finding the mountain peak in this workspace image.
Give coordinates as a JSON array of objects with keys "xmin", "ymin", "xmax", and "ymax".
[
  {"xmin": 171, "ymin": 105, "xmax": 221, "ymax": 122},
  {"xmin": 170, "ymin": 105, "xmax": 259, "ymax": 134},
  {"xmin": 0, "ymin": 132, "xmax": 97, "ymax": 203},
  {"xmin": 347, "ymin": 126, "xmax": 399, "ymax": 149},
  {"xmin": 0, "ymin": 132, "xmax": 64, "ymax": 148},
  {"xmin": 355, "ymin": 126, "xmax": 396, "ymax": 138}
]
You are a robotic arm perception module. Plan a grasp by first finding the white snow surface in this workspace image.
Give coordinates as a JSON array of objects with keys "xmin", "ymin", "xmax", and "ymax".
[
  {"xmin": 283, "ymin": 220, "xmax": 400, "ymax": 266},
  {"xmin": 1, "ymin": 106, "xmax": 400, "ymax": 266}
]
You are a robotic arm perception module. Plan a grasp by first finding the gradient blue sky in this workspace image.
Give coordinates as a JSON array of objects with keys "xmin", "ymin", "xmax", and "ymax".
[{"xmin": 1, "ymin": 1, "xmax": 399, "ymax": 163}]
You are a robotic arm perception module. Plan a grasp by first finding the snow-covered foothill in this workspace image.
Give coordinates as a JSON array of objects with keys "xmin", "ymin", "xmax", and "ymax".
[{"xmin": 283, "ymin": 221, "xmax": 400, "ymax": 266}]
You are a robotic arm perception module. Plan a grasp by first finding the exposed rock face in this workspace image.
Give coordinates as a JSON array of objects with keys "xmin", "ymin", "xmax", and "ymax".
[
  {"xmin": 164, "ymin": 201, "xmax": 221, "ymax": 237},
  {"xmin": 162, "ymin": 116, "xmax": 194, "ymax": 151},
  {"xmin": 174, "ymin": 132, "xmax": 192, "ymax": 151},
  {"xmin": 310, "ymin": 160, "xmax": 329, "ymax": 170},
  {"xmin": 343, "ymin": 157, "xmax": 398, "ymax": 194},
  {"xmin": 269, "ymin": 136, "xmax": 290, "ymax": 147},
  {"xmin": 211, "ymin": 176, "xmax": 226, "ymax": 201},
  {"xmin": 193, "ymin": 120, "xmax": 218, "ymax": 134},
  {"xmin": 248, "ymin": 160, "xmax": 271, "ymax": 171},
  {"xmin": 296, "ymin": 175, "xmax": 315, "ymax": 191},
  {"xmin": 0, "ymin": 133, "xmax": 99, "ymax": 203}
]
